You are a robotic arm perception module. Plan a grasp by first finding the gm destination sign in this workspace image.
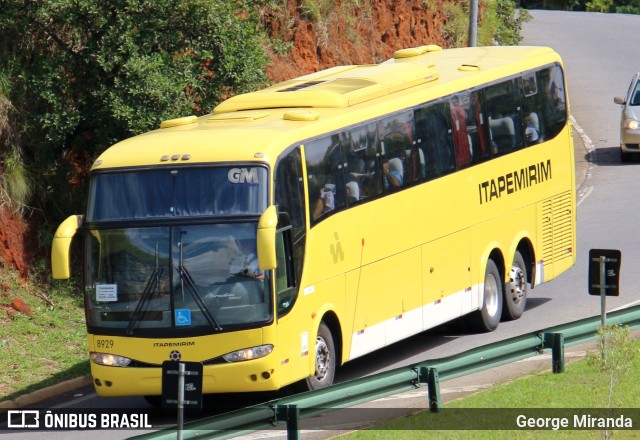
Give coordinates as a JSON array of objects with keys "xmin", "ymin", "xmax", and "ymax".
[{"xmin": 478, "ymin": 159, "xmax": 551, "ymax": 205}]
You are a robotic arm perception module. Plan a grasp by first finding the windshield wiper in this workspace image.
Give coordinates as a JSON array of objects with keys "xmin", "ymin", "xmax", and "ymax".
[
  {"xmin": 126, "ymin": 242, "xmax": 164, "ymax": 336},
  {"xmin": 176, "ymin": 231, "xmax": 223, "ymax": 331}
]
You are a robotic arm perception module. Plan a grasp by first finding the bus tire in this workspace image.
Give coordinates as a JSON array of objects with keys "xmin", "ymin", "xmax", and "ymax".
[
  {"xmin": 503, "ymin": 250, "xmax": 528, "ymax": 321},
  {"xmin": 473, "ymin": 259, "xmax": 502, "ymax": 332},
  {"xmin": 304, "ymin": 322, "xmax": 336, "ymax": 391},
  {"xmin": 143, "ymin": 395, "xmax": 162, "ymax": 407}
]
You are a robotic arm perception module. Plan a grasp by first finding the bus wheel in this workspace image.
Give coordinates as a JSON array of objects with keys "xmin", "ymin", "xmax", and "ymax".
[
  {"xmin": 503, "ymin": 251, "xmax": 528, "ymax": 321},
  {"xmin": 473, "ymin": 259, "xmax": 502, "ymax": 332},
  {"xmin": 304, "ymin": 322, "xmax": 336, "ymax": 391}
]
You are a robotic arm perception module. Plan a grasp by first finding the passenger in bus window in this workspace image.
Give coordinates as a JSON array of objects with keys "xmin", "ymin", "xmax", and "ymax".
[
  {"xmin": 310, "ymin": 179, "xmax": 335, "ymax": 220},
  {"xmin": 525, "ymin": 113, "xmax": 540, "ymax": 144},
  {"xmin": 346, "ymin": 180, "xmax": 360, "ymax": 204},
  {"xmin": 383, "ymin": 157, "xmax": 403, "ymax": 189}
]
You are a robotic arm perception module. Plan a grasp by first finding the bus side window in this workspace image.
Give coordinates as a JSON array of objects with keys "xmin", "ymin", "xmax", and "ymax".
[
  {"xmin": 378, "ymin": 111, "xmax": 414, "ymax": 191},
  {"xmin": 449, "ymin": 91, "xmax": 490, "ymax": 167},
  {"xmin": 485, "ymin": 79, "xmax": 525, "ymax": 156},
  {"xmin": 345, "ymin": 122, "xmax": 382, "ymax": 203},
  {"xmin": 540, "ymin": 64, "xmax": 568, "ymax": 140},
  {"xmin": 305, "ymin": 135, "xmax": 347, "ymax": 224},
  {"xmin": 522, "ymin": 72, "xmax": 543, "ymax": 145},
  {"xmin": 274, "ymin": 147, "xmax": 306, "ymax": 317},
  {"xmin": 415, "ymin": 102, "xmax": 456, "ymax": 180}
]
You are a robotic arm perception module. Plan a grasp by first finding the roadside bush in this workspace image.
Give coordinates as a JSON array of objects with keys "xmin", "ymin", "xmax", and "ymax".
[{"xmin": 0, "ymin": 0, "xmax": 269, "ymax": 226}]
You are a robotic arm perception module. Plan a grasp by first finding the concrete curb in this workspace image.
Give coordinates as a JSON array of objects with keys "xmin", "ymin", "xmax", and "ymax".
[{"xmin": 0, "ymin": 375, "xmax": 93, "ymax": 410}]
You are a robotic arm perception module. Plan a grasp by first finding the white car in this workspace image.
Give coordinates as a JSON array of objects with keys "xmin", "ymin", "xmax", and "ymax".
[{"xmin": 614, "ymin": 72, "xmax": 640, "ymax": 162}]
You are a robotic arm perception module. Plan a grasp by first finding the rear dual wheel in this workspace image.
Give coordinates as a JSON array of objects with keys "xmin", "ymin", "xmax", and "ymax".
[
  {"xmin": 473, "ymin": 259, "xmax": 503, "ymax": 332},
  {"xmin": 503, "ymin": 251, "xmax": 528, "ymax": 321}
]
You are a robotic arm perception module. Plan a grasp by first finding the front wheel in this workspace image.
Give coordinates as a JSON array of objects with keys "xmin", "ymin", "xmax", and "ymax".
[
  {"xmin": 303, "ymin": 322, "xmax": 336, "ymax": 391},
  {"xmin": 502, "ymin": 251, "xmax": 528, "ymax": 321},
  {"xmin": 472, "ymin": 259, "xmax": 503, "ymax": 332}
]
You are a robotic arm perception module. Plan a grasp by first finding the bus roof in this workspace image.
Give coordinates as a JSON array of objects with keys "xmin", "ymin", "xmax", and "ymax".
[{"xmin": 92, "ymin": 45, "xmax": 561, "ymax": 171}]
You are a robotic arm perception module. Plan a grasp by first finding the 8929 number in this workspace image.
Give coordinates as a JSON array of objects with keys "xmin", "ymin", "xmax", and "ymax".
[{"xmin": 95, "ymin": 339, "xmax": 114, "ymax": 349}]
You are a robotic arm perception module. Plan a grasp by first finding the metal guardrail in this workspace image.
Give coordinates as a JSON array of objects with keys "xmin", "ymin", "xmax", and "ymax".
[{"xmin": 129, "ymin": 304, "xmax": 640, "ymax": 440}]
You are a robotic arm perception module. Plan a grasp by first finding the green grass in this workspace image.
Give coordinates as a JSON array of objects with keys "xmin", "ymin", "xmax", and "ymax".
[
  {"xmin": 0, "ymin": 261, "xmax": 89, "ymax": 401},
  {"xmin": 341, "ymin": 339, "xmax": 640, "ymax": 439}
]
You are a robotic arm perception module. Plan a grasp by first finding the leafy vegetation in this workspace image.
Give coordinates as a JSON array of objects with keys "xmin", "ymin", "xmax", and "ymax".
[
  {"xmin": 0, "ymin": 0, "xmax": 269, "ymax": 230},
  {"xmin": 442, "ymin": 0, "xmax": 532, "ymax": 47}
]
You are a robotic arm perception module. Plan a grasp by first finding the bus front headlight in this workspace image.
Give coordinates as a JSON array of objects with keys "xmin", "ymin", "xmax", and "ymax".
[
  {"xmin": 90, "ymin": 352, "xmax": 132, "ymax": 367},
  {"xmin": 222, "ymin": 345, "xmax": 273, "ymax": 363}
]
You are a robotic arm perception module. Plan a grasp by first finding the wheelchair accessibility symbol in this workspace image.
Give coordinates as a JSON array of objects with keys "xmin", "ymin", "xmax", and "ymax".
[{"xmin": 175, "ymin": 309, "xmax": 192, "ymax": 326}]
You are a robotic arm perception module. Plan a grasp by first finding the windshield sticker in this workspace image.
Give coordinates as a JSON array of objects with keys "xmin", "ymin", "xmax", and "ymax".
[
  {"xmin": 175, "ymin": 309, "xmax": 192, "ymax": 326},
  {"xmin": 96, "ymin": 284, "xmax": 118, "ymax": 302}
]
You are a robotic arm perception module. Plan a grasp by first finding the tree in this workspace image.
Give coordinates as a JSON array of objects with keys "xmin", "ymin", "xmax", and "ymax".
[
  {"xmin": 586, "ymin": 0, "xmax": 615, "ymax": 11},
  {"xmin": 0, "ymin": 0, "xmax": 268, "ymax": 227}
]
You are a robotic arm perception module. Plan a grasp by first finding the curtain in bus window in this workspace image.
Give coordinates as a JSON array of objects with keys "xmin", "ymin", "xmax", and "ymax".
[
  {"xmin": 87, "ymin": 168, "xmax": 267, "ymax": 221},
  {"xmin": 472, "ymin": 92, "xmax": 490, "ymax": 161},
  {"xmin": 451, "ymin": 92, "xmax": 491, "ymax": 166},
  {"xmin": 88, "ymin": 172, "xmax": 172, "ymax": 220},
  {"xmin": 174, "ymin": 168, "xmax": 267, "ymax": 216},
  {"xmin": 450, "ymin": 95, "xmax": 472, "ymax": 167},
  {"xmin": 173, "ymin": 169, "xmax": 224, "ymax": 216}
]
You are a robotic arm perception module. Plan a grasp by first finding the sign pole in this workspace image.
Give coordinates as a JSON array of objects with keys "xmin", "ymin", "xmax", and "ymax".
[
  {"xmin": 599, "ymin": 255, "xmax": 607, "ymax": 328},
  {"xmin": 588, "ymin": 249, "xmax": 621, "ymax": 360},
  {"xmin": 599, "ymin": 256, "xmax": 607, "ymax": 358},
  {"xmin": 177, "ymin": 362, "xmax": 185, "ymax": 440}
]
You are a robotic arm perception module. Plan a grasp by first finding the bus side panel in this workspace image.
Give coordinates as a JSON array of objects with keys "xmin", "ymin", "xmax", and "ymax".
[
  {"xmin": 470, "ymin": 204, "xmax": 537, "ymax": 294},
  {"xmin": 277, "ymin": 273, "xmax": 346, "ymax": 385},
  {"xmin": 421, "ymin": 229, "xmax": 473, "ymax": 330},
  {"xmin": 348, "ymin": 248, "xmax": 422, "ymax": 361}
]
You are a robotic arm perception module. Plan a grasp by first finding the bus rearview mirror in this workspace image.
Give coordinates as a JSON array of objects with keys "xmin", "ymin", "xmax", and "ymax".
[
  {"xmin": 257, "ymin": 205, "xmax": 278, "ymax": 270},
  {"xmin": 51, "ymin": 215, "xmax": 83, "ymax": 279}
]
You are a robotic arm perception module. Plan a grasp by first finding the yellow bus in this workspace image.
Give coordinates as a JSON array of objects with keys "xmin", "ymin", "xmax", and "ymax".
[{"xmin": 52, "ymin": 44, "xmax": 575, "ymax": 400}]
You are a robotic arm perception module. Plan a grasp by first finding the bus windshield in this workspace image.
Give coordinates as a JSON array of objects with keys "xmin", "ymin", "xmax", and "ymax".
[
  {"xmin": 86, "ymin": 166, "xmax": 268, "ymax": 221},
  {"xmin": 85, "ymin": 223, "xmax": 272, "ymax": 334}
]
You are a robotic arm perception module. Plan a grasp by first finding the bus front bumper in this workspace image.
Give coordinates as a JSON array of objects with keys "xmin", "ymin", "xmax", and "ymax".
[{"xmin": 90, "ymin": 359, "xmax": 287, "ymax": 397}]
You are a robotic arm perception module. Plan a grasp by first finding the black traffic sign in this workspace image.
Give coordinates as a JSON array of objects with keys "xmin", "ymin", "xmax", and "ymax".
[
  {"xmin": 161, "ymin": 361, "xmax": 203, "ymax": 410},
  {"xmin": 588, "ymin": 249, "xmax": 621, "ymax": 297}
]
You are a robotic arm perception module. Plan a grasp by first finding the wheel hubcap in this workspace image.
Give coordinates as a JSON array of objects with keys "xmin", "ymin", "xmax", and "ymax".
[
  {"xmin": 314, "ymin": 336, "xmax": 330, "ymax": 381},
  {"xmin": 484, "ymin": 274, "xmax": 499, "ymax": 316},
  {"xmin": 509, "ymin": 265, "xmax": 526, "ymax": 304}
]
